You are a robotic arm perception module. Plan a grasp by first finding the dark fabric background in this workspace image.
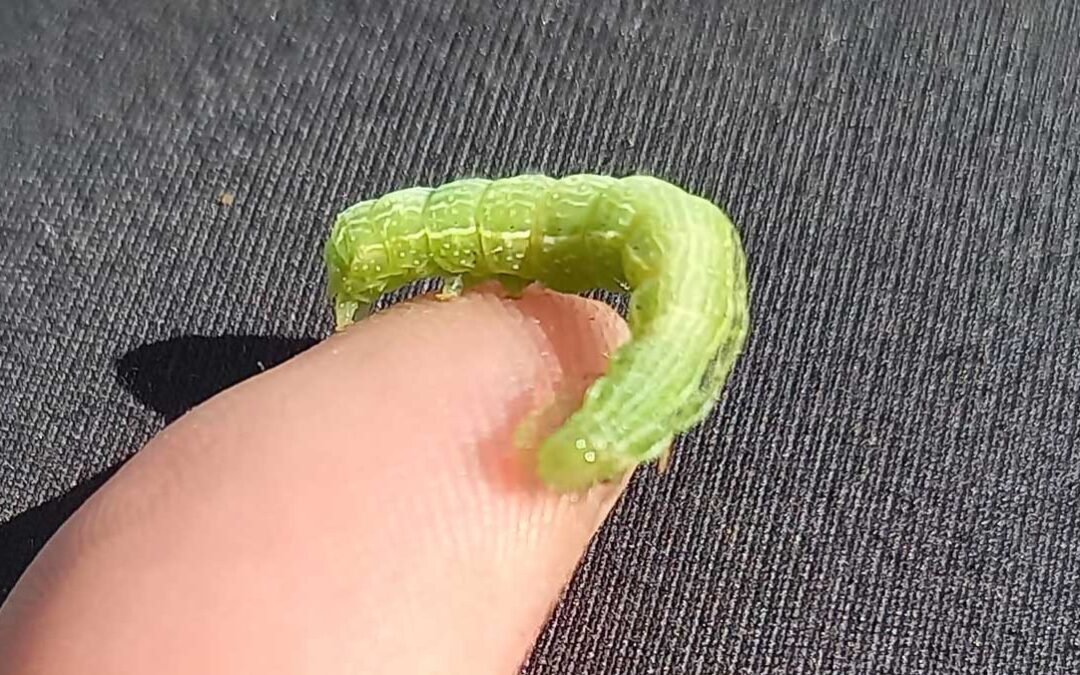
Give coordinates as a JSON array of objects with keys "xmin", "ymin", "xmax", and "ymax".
[{"xmin": 2, "ymin": 0, "xmax": 1079, "ymax": 672}]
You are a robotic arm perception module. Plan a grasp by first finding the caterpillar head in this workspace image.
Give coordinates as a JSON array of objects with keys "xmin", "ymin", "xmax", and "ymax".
[{"xmin": 535, "ymin": 424, "xmax": 634, "ymax": 493}]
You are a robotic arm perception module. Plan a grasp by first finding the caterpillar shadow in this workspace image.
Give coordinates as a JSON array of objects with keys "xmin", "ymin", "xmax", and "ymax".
[{"xmin": 0, "ymin": 334, "xmax": 318, "ymax": 604}]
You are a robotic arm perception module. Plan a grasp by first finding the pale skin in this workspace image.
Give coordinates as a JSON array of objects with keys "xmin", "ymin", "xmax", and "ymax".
[{"xmin": 0, "ymin": 285, "xmax": 631, "ymax": 674}]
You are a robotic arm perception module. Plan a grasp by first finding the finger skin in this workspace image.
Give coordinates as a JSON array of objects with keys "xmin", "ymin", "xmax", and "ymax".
[{"xmin": 0, "ymin": 286, "xmax": 631, "ymax": 675}]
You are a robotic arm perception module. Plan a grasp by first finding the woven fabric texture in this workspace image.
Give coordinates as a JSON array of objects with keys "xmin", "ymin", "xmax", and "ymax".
[{"xmin": 2, "ymin": 1, "xmax": 1079, "ymax": 672}]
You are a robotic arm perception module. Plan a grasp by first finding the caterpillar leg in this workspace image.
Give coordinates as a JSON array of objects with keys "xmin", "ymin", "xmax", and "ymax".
[
  {"xmin": 437, "ymin": 274, "xmax": 525, "ymax": 300},
  {"xmin": 435, "ymin": 275, "xmax": 464, "ymax": 300},
  {"xmin": 333, "ymin": 298, "xmax": 372, "ymax": 332},
  {"xmin": 656, "ymin": 443, "xmax": 674, "ymax": 474},
  {"xmin": 644, "ymin": 435, "xmax": 675, "ymax": 471},
  {"xmin": 496, "ymin": 274, "xmax": 530, "ymax": 298}
]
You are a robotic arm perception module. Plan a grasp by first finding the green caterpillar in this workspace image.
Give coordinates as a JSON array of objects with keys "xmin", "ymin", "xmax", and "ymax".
[{"xmin": 324, "ymin": 174, "xmax": 750, "ymax": 492}]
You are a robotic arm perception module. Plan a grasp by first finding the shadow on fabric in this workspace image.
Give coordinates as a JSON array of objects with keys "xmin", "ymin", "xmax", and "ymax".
[
  {"xmin": 0, "ymin": 334, "xmax": 319, "ymax": 604},
  {"xmin": 0, "ymin": 464, "xmax": 122, "ymax": 603},
  {"xmin": 114, "ymin": 334, "xmax": 320, "ymax": 423}
]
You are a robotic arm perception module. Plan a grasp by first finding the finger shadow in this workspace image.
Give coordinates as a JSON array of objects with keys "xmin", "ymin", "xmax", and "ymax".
[
  {"xmin": 0, "ymin": 334, "xmax": 319, "ymax": 605},
  {"xmin": 0, "ymin": 464, "xmax": 121, "ymax": 603}
]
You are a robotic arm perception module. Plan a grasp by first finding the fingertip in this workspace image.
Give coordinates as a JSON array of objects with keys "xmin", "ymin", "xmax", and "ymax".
[{"xmin": 0, "ymin": 285, "xmax": 634, "ymax": 675}]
